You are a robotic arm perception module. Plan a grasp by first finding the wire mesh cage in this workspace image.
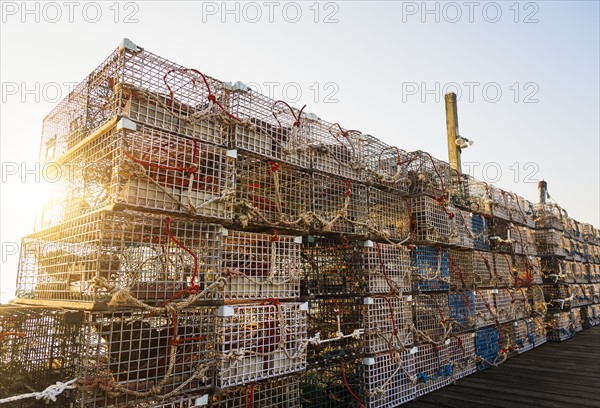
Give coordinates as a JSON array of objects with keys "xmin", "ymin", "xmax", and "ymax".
[
  {"xmin": 531, "ymin": 316, "xmax": 547, "ymax": 347},
  {"xmin": 306, "ymin": 297, "xmax": 364, "ymax": 366},
  {"xmin": 450, "ymin": 208, "xmax": 475, "ymax": 249},
  {"xmin": 227, "ymin": 85, "xmax": 310, "ymax": 169},
  {"xmin": 38, "ymin": 120, "xmax": 235, "ymax": 230},
  {"xmin": 540, "ymin": 257, "xmax": 567, "ymax": 283},
  {"xmin": 404, "ymin": 151, "xmax": 452, "ymax": 199},
  {"xmin": 542, "ymin": 284, "xmax": 572, "ymax": 311},
  {"xmin": 465, "ymin": 177, "xmax": 491, "ymax": 216},
  {"xmin": 310, "ymin": 174, "xmax": 368, "ymax": 235},
  {"xmin": 571, "ymin": 261, "xmax": 589, "ymax": 283},
  {"xmin": 126, "ymin": 395, "xmax": 209, "ymax": 408},
  {"xmin": 514, "ymin": 319, "xmax": 538, "ymax": 353},
  {"xmin": 414, "ymin": 343, "xmax": 452, "ymax": 396},
  {"xmin": 301, "ymin": 237, "xmax": 365, "ymax": 297},
  {"xmin": 513, "ymin": 255, "xmax": 542, "ymax": 287},
  {"xmin": 471, "ymin": 250, "xmax": 495, "ymax": 289},
  {"xmin": 367, "ymin": 188, "xmax": 410, "ymax": 242},
  {"xmin": 534, "ymin": 229, "xmax": 564, "ymax": 257},
  {"xmin": 0, "ymin": 306, "xmax": 81, "ymax": 408},
  {"xmin": 528, "ymin": 286, "xmax": 548, "ymax": 318},
  {"xmin": 307, "ymin": 120, "xmax": 364, "ymax": 181},
  {"xmin": 18, "ymin": 210, "xmax": 223, "ymax": 305},
  {"xmin": 300, "ymin": 359, "xmax": 365, "ymax": 408},
  {"xmin": 533, "ymin": 203, "xmax": 564, "ymax": 231},
  {"xmin": 448, "ymin": 291, "xmax": 476, "ymax": 334},
  {"xmin": 515, "ymin": 196, "xmax": 535, "ymax": 228},
  {"xmin": 40, "ymin": 40, "xmax": 228, "ymax": 163},
  {"xmin": 474, "ymin": 327, "xmax": 501, "ymax": 370},
  {"xmin": 471, "ymin": 214, "xmax": 490, "ymax": 251},
  {"xmin": 593, "ymin": 283, "xmax": 600, "ymax": 303},
  {"xmin": 474, "ymin": 290, "xmax": 497, "ymax": 329},
  {"xmin": 413, "ymin": 294, "xmax": 451, "ymax": 345},
  {"xmin": 412, "ymin": 246, "xmax": 450, "ymax": 292},
  {"xmin": 497, "ymin": 322, "xmax": 518, "ymax": 358},
  {"xmin": 546, "ymin": 312, "xmax": 575, "ymax": 341},
  {"xmin": 492, "ymin": 252, "xmax": 514, "ymax": 289},
  {"xmin": 77, "ymin": 307, "xmax": 216, "ymax": 408},
  {"xmin": 221, "ymin": 230, "xmax": 302, "ymax": 300},
  {"xmin": 581, "ymin": 284, "xmax": 594, "ymax": 305},
  {"xmin": 362, "ymin": 296, "xmax": 413, "ymax": 355},
  {"xmin": 581, "ymin": 223, "xmax": 598, "ymax": 245},
  {"xmin": 488, "ymin": 188, "xmax": 524, "ymax": 224},
  {"xmin": 407, "ymin": 196, "xmax": 454, "ymax": 246},
  {"xmin": 209, "ymin": 374, "xmax": 300, "ymax": 408},
  {"xmin": 234, "ymin": 153, "xmax": 311, "ymax": 231},
  {"xmin": 588, "ymin": 263, "xmax": 600, "ymax": 283},
  {"xmin": 588, "ymin": 305, "xmax": 600, "ymax": 326},
  {"xmin": 362, "ymin": 351, "xmax": 416, "ymax": 408},
  {"xmin": 360, "ymin": 135, "xmax": 411, "ymax": 193},
  {"xmin": 495, "ymin": 288, "xmax": 526, "ymax": 323},
  {"xmin": 215, "ymin": 302, "xmax": 307, "ymax": 388},
  {"xmin": 511, "ymin": 225, "xmax": 537, "ymax": 257},
  {"xmin": 360, "ymin": 241, "xmax": 411, "ymax": 294},
  {"xmin": 449, "ymin": 249, "xmax": 474, "ymax": 291},
  {"xmin": 447, "ymin": 333, "xmax": 476, "ymax": 381},
  {"xmin": 562, "ymin": 260, "xmax": 577, "ymax": 283}
]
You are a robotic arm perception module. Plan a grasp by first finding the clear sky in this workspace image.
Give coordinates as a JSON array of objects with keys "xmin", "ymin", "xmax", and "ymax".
[{"xmin": 1, "ymin": 0, "xmax": 599, "ymax": 302}]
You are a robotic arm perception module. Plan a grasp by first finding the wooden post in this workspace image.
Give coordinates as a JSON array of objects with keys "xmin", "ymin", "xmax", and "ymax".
[{"xmin": 445, "ymin": 92, "xmax": 461, "ymax": 174}]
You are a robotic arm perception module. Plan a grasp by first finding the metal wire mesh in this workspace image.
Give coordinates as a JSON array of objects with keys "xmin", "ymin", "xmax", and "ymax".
[
  {"xmin": 301, "ymin": 237, "xmax": 365, "ymax": 296},
  {"xmin": 360, "ymin": 135, "xmax": 411, "ymax": 193},
  {"xmin": 40, "ymin": 43, "xmax": 228, "ymax": 163},
  {"xmin": 474, "ymin": 290, "xmax": 497, "ymax": 328},
  {"xmin": 447, "ymin": 333, "xmax": 476, "ymax": 380},
  {"xmin": 407, "ymin": 196, "xmax": 453, "ymax": 246},
  {"xmin": 215, "ymin": 302, "xmax": 307, "ymax": 388},
  {"xmin": 535, "ymin": 229, "xmax": 564, "ymax": 257},
  {"xmin": 465, "ymin": 177, "xmax": 491, "ymax": 216},
  {"xmin": 0, "ymin": 306, "xmax": 80, "ymax": 408},
  {"xmin": 488, "ymin": 219, "xmax": 512, "ymax": 254},
  {"xmin": 405, "ymin": 151, "xmax": 452, "ymax": 199},
  {"xmin": 533, "ymin": 204, "xmax": 564, "ymax": 231},
  {"xmin": 474, "ymin": 327, "xmax": 500, "ymax": 370},
  {"xmin": 78, "ymin": 307, "xmax": 215, "ymax": 408},
  {"xmin": 495, "ymin": 289, "xmax": 517, "ymax": 323},
  {"xmin": 306, "ymin": 297, "xmax": 364, "ymax": 366},
  {"xmin": 362, "ymin": 296, "xmax": 413, "ymax": 355},
  {"xmin": 37, "ymin": 121, "xmax": 235, "ymax": 230},
  {"xmin": 511, "ymin": 225, "xmax": 537, "ymax": 257},
  {"xmin": 210, "ymin": 375, "xmax": 300, "ymax": 408},
  {"xmin": 227, "ymin": 85, "xmax": 310, "ymax": 168},
  {"xmin": 300, "ymin": 359, "xmax": 364, "ymax": 408},
  {"xmin": 540, "ymin": 257, "xmax": 567, "ymax": 283},
  {"xmin": 310, "ymin": 174, "xmax": 368, "ymax": 235},
  {"xmin": 514, "ymin": 319, "xmax": 537, "ymax": 353},
  {"xmin": 450, "ymin": 208, "xmax": 475, "ymax": 249},
  {"xmin": 221, "ymin": 230, "xmax": 302, "ymax": 300},
  {"xmin": 362, "ymin": 351, "xmax": 416, "ymax": 408},
  {"xmin": 367, "ymin": 188, "xmax": 410, "ymax": 242},
  {"xmin": 449, "ymin": 249, "xmax": 474, "ymax": 290},
  {"xmin": 513, "ymin": 255, "xmax": 542, "ymax": 287},
  {"xmin": 413, "ymin": 294, "xmax": 451, "ymax": 345},
  {"xmin": 412, "ymin": 246, "xmax": 450, "ymax": 292},
  {"xmin": 360, "ymin": 241, "xmax": 411, "ymax": 294},
  {"xmin": 472, "ymin": 250, "xmax": 495, "ymax": 289},
  {"xmin": 542, "ymin": 284, "xmax": 572, "ymax": 311},
  {"xmin": 234, "ymin": 153, "xmax": 311, "ymax": 231},
  {"xmin": 497, "ymin": 322, "xmax": 517, "ymax": 358},
  {"xmin": 448, "ymin": 291, "xmax": 476, "ymax": 334},
  {"xmin": 492, "ymin": 252, "xmax": 514, "ymax": 289},
  {"xmin": 126, "ymin": 395, "xmax": 208, "ymax": 408},
  {"xmin": 414, "ymin": 343, "xmax": 452, "ymax": 396},
  {"xmin": 571, "ymin": 261, "xmax": 589, "ymax": 283},
  {"xmin": 471, "ymin": 214, "xmax": 490, "ymax": 251},
  {"xmin": 18, "ymin": 210, "xmax": 223, "ymax": 304},
  {"xmin": 546, "ymin": 312, "xmax": 575, "ymax": 341}
]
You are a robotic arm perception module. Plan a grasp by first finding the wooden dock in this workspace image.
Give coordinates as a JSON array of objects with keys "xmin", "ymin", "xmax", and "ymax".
[{"xmin": 406, "ymin": 326, "xmax": 600, "ymax": 408}]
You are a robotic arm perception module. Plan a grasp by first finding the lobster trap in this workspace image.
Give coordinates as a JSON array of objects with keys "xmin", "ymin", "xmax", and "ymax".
[
  {"xmin": 234, "ymin": 153, "xmax": 311, "ymax": 231},
  {"xmin": 448, "ymin": 249, "xmax": 475, "ymax": 290},
  {"xmin": 411, "ymin": 246, "xmax": 450, "ymax": 292},
  {"xmin": 474, "ymin": 327, "xmax": 501, "ymax": 370},
  {"xmin": 404, "ymin": 151, "xmax": 452, "ymax": 199},
  {"xmin": 450, "ymin": 208, "xmax": 475, "ymax": 249},
  {"xmin": 570, "ymin": 285, "xmax": 589, "ymax": 308},
  {"xmin": 221, "ymin": 230, "xmax": 302, "ymax": 300},
  {"xmin": 465, "ymin": 177, "xmax": 491, "ymax": 216},
  {"xmin": 362, "ymin": 296, "xmax": 413, "ymax": 355},
  {"xmin": 412, "ymin": 294, "xmax": 451, "ymax": 345},
  {"xmin": 367, "ymin": 187, "xmax": 410, "ymax": 242},
  {"xmin": 471, "ymin": 250, "xmax": 495, "ymax": 289},
  {"xmin": 540, "ymin": 257, "xmax": 567, "ymax": 283},
  {"xmin": 209, "ymin": 375, "xmax": 300, "ymax": 408},
  {"xmin": 227, "ymin": 85, "xmax": 310, "ymax": 168},
  {"xmin": 301, "ymin": 237, "xmax": 365, "ymax": 297},
  {"xmin": 77, "ymin": 307, "xmax": 216, "ymax": 408},
  {"xmin": 407, "ymin": 196, "xmax": 454, "ymax": 246},
  {"xmin": 471, "ymin": 214, "xmax": 490, "ymax": 251},
  {"xmin": 360, "ymin": 135, "xmax": 411, "ymax": 193},
  {"xmin": 307, "ymin": 119, "xmax": 364, "ymax": 181},
  {"xmin": 533, "ymin": 203, "xmax": 564, "ymax": 231},
  {"xmin": 534, "ymin": 229, "xmax": 564, "ymax": 257},
  {"xmin": 570, "ymin": 261, "xmax": 589, "ymax": 283},
  {"xmin": 488, "ymin": 219, "xmax": 512, "ymax": 254},
  {"xmin": 40, "ymin": 40, "xmax": 228, "ymax": 163},
  {"xmin": 448, "ymin": 291, "xmax": 476, "ymax": 334},
  {"xmin": 300, "ymin": 359, "xmax": 365, "ymax": 408},
  {"xmin": 360, "ymin": 241, "xmax": 411, "ymax": 294},
  {"xmin": 546, "ymin": 312, "xmax": 576, "ymax": 341},
  {"xmin": 492, "ymin": 252, "xmax": 514, "ymax": 288},
  {"xmin": 514, "ymin": 318, "xmax": 541, "ymax": 353},
  {"xmin": 414, "ymin": 343, "xmax": 452, "ymax": 396},
  {"xmin": 0, "ymin": 306, "xmax": 81, "ymax": 408},
  {"xmin": 126, "ymin": 395, "xmax": 208, "ymax": 408},
  {"xmin": 587, "ymin": 305, "xmax": 600, "ymax": 326},
  {"xmin": 17, "ymin": 210, "xmax": 223, "ymax": 306},
  {"xmin": 38, "ymin": 120, "xmax": 235, "ymax": 230},
  {"xmin": 498, "ymin": 288, "xmax": 529, "ymax": 323},
  {"xmin": 497, "ymin": 322, "xmax": 518, "ymax": 358},
  {"xmin": 542, "ymin": 284, "xmax": 572, "ymax": 311},
  {"xmin": 488, "ymin": 188, "xmax": 525, "ymax": 224},
  {"xmin": 529, "ymin": 286, "xmax": 548, "ymax": 317},
  {"xmin": 511, "ymin": 225, "xmax": 537, "ymax": 257},
  {"xmin": 215, "ymin": 302, "xmax": 307, "ymax": 388},
  {"xmin": 362, "ymin": 351, "xmax": 416, "ymax": 408},
  {"xmin": 306, "ymin": 297, "xmax": 364, "ymax": 366},
  {"xmin": 474, "ymin": 290, "xmax": 497, "ymax": 328},
  {"xmin": 310, "ymin": 174, "xmax": 368, "ymax": 235},
  {"xmin": 588, "ymin": 263, "xmax": 600, "ymax": 283},
  {"xmin": 447, "ymin": 333, "xmax": 476, "ymax": 381},
  {"xmin": 513, "ymin": 255, "xmax": 542, "ymax": 287}
]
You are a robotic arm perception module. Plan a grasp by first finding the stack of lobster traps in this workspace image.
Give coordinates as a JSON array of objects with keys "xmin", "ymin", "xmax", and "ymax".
[{"xmin": 2, "ymin": 38, "xmax": 599, "ymax": 408}]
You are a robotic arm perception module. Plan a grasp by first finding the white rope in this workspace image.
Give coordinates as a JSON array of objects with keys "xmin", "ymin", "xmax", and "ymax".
[{"xmin": 0, "ymin": 378, "xmax": 78, "ymax": 404}]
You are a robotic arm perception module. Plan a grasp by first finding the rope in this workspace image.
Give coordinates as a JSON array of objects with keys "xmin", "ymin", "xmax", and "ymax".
[
  {"xmin": 340, "ymin": 362, "xmax": 363, "ymax": 408},
  {"xmin": 0, "ymin": 379, "xmax": 77, "ymax": 404}
]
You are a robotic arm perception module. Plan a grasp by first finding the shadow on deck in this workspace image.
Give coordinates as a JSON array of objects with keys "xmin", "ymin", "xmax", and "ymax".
[{"xmin": 406, "ymin": 326, "xmax": 600, "ymax": 408}]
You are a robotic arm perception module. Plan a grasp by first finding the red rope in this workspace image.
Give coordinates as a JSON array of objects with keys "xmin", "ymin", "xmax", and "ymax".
[
  {"xmin": 375, "ymin": 242, "xmax": 397, "ymax": 294},
  {"xmin": 0, "ymin": 332, "xmax": 26, "ymax": 341},
  {"xmin": 247, "ymin": 383, "xmax": 254, "ymax": 408},
  {"xmin": 344, "ymin": 180, "xmax": 352, "ymax": 197},
  {"xmin": 165, "ymin": 216, "xmax": 199, "ymax": 286},
  {"xmin": 123, "ymin": 139, "xmax": 198, "ymax": 174},
  {"xmin": 271, "ymin": 100, "xmax": 305, "ymax": 127},
  {"xmin": 340, "ymin": 362, "xmax": 363, "ymax": 408}
]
